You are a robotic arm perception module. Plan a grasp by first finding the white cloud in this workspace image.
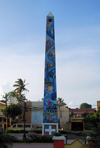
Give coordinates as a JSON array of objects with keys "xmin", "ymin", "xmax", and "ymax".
[{"xmin": 0, "ymin": 82, "xmax": 13, "ymax": 99}]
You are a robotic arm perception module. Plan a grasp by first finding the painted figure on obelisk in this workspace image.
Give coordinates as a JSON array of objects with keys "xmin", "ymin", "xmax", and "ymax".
[{"xmin": 43, "ymin": 12, "xmax": 57, "ymax": 125}]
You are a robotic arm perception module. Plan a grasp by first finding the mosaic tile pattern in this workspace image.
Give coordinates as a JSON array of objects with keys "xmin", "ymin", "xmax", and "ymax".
[{"xmin": 43, "ymin": 13, "xmax": 57, "ymax": 123}]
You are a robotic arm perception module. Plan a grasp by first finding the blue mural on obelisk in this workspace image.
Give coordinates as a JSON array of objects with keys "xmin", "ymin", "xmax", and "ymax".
[{"xmin": 43, "ymin": 12, "xmax": 57, "ymax": 123}]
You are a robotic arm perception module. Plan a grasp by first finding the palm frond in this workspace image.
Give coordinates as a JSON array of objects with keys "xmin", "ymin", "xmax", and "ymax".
[
  {"xmin": 13, "ymin": 78, "xmax": 29, "ymax": 101},
  {"xmin": 23, "ymin": 88, "xmax": 29, "ymax": 92}
]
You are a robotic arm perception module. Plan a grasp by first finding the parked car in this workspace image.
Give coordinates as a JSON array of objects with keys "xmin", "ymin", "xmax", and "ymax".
[{"xmin": 8, "ymin": 123, "xmax": 33, "ymax": 130}]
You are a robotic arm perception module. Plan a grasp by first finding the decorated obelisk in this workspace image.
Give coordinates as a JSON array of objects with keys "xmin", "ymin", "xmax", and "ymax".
[{"xmin": 42, "ymin": 12, "xmax": 58, "ymax": 135}]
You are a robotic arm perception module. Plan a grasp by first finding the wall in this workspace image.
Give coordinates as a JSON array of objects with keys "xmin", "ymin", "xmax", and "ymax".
[
  {"xmin": 57, "ymin": 105, "xmax": 69, "ymax": 129},
  {"xmin": 0, "ymin": 102, "xmax": 7, "ymax": 128},
  {"xmin": 18, "ymin": 102, "xmax": 32, "ymax": 124},
  {"xmin": 64, "ymin": 139, "xmax": 89, "ymax": 148},
  {"xmin": 32, "ymin": 101, "xmax": 43, "ymax": 107},
  {"xmin": 18, "ymin": 101, "xmax": 69, "ymax": 128},
  {"xmin": 96, "ymin": 101, "xmax": 100, "ymax": 111},
  {"xmin": 31, "ymin": 110, "xmax": 43, "ymax": 126},
  {"xmin": 60, "ymin": 106, "xmax": 69, "ymax": 124},
  {"xmin": 0, "ymin": 102, "xmax": 6, "ymax": 109},
  {"xmin": 31, "ymin": 101, "xmax": 43, "ymax": 127},
  {"xmin": 53, "ymin": 138, "xmax": 89, "ymax": 148}
]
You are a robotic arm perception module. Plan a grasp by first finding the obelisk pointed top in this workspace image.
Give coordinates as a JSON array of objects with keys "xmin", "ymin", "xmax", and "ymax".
[{"xmin": 48, "ymin": 11, "xmax": 53, "ymax": 16}]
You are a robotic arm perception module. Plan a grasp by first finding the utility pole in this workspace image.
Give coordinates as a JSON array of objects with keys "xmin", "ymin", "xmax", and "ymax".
[
  {"xmin": 4, "ymin": 93, "xmax": 9, "ymax": 130},
  {"xmin": 21, "ymin": 102, "xmax": 28, "ymax": 140},
  {"xmin": 6, "ymin": 97, "xmax": 8, "ymax": 130}
]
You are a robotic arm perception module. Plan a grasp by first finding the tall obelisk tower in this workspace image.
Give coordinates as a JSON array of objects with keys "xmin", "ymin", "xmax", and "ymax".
[{"xmin": 42, "ymin": 12, "xmax": 58, "ymax": 135}]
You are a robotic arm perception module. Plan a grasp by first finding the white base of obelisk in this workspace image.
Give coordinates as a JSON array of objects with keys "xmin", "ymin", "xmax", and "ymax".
[{"xmin": 42, "ymin": 123, "xmax": 58, "ymax": 135}]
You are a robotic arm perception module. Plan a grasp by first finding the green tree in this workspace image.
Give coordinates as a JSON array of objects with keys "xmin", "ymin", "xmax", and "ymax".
[
  {"xmin": 82, "ymin": 112, "xmax": 89, "ymax": 117},
  {"xmin": 80, "ymin": 103, "xmax": 92, "ymax": 109},
  {"xmin": 69, "ymin": 112, "xmax": 73, "ymax": 117},
  {"xmin": 1, "ymin": 93, "xmax": 9, "ymax": 103},
  {"xmin": 1, "ymin": 93, "xmax": 9, "ymax": 129},
  {"xmin": 57, "ymin": 97, "xmax": 64, "ymax": 103},
  {"xmin": 1, "ymin": 104, "xmax": 22, "ymax": 120},
  {"xmin": 41, "ymin": 98, "xmax": 44, "ymax": 101},
  {"xmin": 13, "ymin": 78, "xmax": 29, "ymax": 101},
  {"xmin": 83, "ymin": 111, "xmax": 100, "ymax": 147}
]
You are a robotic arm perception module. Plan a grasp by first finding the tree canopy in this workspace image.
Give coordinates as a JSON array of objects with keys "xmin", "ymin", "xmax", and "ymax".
[
  {"xmin": 83, "ymin": 110, "xmax": 100, "ymax": 146},
  {"xmin": 80, "ymin": 102, "xmax": 92, "ymax": 109},
  {"xmin": 1, "ymin": 104, "xmax": 22, "ymax": 120}
]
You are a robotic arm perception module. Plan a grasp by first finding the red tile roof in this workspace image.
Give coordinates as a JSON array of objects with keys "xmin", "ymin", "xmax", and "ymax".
[{"xmin": 69, "ymin": 109, "xmax": 95, "ymax": 114}]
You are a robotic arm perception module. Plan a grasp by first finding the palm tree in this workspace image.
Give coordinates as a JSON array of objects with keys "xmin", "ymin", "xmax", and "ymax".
[
  {"xmin": 57, "ymin": 97, "xmax": 64, "ymax": 103},
  {"xmin": 13, "ymin": 78, "xmax": 29, "ymax": 100},
  {"xmin": 8, "ymin": 91, "xmax": 27, "ymax": 102}
]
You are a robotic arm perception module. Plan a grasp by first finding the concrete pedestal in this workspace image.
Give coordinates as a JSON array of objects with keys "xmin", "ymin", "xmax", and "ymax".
[
  {"xmin": 52, "ymin": 136, "xmax": 66, "ymax": 148},
  {"xmin": 42, "ymin": 123, "xmax": 58, "ymax": 135}
]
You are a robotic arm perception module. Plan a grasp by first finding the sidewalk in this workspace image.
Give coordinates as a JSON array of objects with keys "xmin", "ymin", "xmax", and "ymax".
[{"xmin": 12, "ymin": 143, "xmax": 53, "ymax": 148}]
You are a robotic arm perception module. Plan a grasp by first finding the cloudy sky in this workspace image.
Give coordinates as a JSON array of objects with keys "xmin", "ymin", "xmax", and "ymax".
[{"xmin": 0, "ymin": 0, "xmax": 100, "ymax": 108}]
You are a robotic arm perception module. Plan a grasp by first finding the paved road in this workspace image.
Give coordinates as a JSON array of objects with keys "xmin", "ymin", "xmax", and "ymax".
[{"xmin": 9, "ymin": 133, "xmax": 27, "ymax": 140}]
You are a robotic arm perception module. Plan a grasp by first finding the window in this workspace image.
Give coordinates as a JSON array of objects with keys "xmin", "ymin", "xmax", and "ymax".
[
  {"xmin": 78, "ymin": 114, "xmax": 82, "ymax": 117},
  {"xmin": 3, "ymin": 118, "xmax": 6, "ymax": 122},
  {"xmin": 13, "ymin": 125, "xmax": 16, "ymax": 127},
  {"xmin": 19, "ymin": 116, "xmax": 22, "ymax": 119},
  {"xmin": 25, "ymin": 125, "xmax": 31, "ymax": 128},
  {"xmin": 17, "ymin": 125, "xmax": 23, "ymax": 127}
]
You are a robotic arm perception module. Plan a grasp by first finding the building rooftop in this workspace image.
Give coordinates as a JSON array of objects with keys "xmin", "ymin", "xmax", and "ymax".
[
  {"xmin": 0, "ymin": 102, "xmax": 6, "ymax": 105},
  {"xmin": 70, "ymin": 108, "xmax": 95, "ymax": 114}
]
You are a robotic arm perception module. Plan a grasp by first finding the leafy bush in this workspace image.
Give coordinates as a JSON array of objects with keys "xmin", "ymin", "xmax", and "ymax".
[
  {"xmin": 5, "ymin": 128, "xmax": 85, "ymax": 136},
  {"xmin": 0, "ymin": 127, "xmax": 22, "ymax": 147},
  {"xmin": 53, "ymin": 132, "xmax": 62, "ymax": 136},
  {"xmin": 59, "ymin": 130, "xmax": 67, "ymax": 134},
  {"xmin": 5, "ymin": 129, "xmax": 42, "ymax": 134},
  {"xmin": 25, "ymin": 132, "xmax": 53, "ymax": 143},
  {"xmin": 5, "ymin": 129, "xmax": 29, "ymax": 133},
  {"xmin": 6, "ymin": 135, "xmax": 22, "ymax": 142},
  {"xmin": 59, "ymin": 130, "xmax": 86, "ymax": 136},
  {"xmin": 32, "ymin": 129, "xmax": 42, "ymax": 134},
  {"xmin": 0, "ymin": 127, "xmax": 12, "ymax": 148}
]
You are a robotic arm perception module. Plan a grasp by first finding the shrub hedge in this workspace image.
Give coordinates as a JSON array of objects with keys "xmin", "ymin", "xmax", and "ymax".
[
  {"xmin": 5, "ymin": 129, "xmax": 86, "ymax": 136},
  {"xmin": 5, "ymin": 129, "xmax": 42, "ymax": 134}
]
